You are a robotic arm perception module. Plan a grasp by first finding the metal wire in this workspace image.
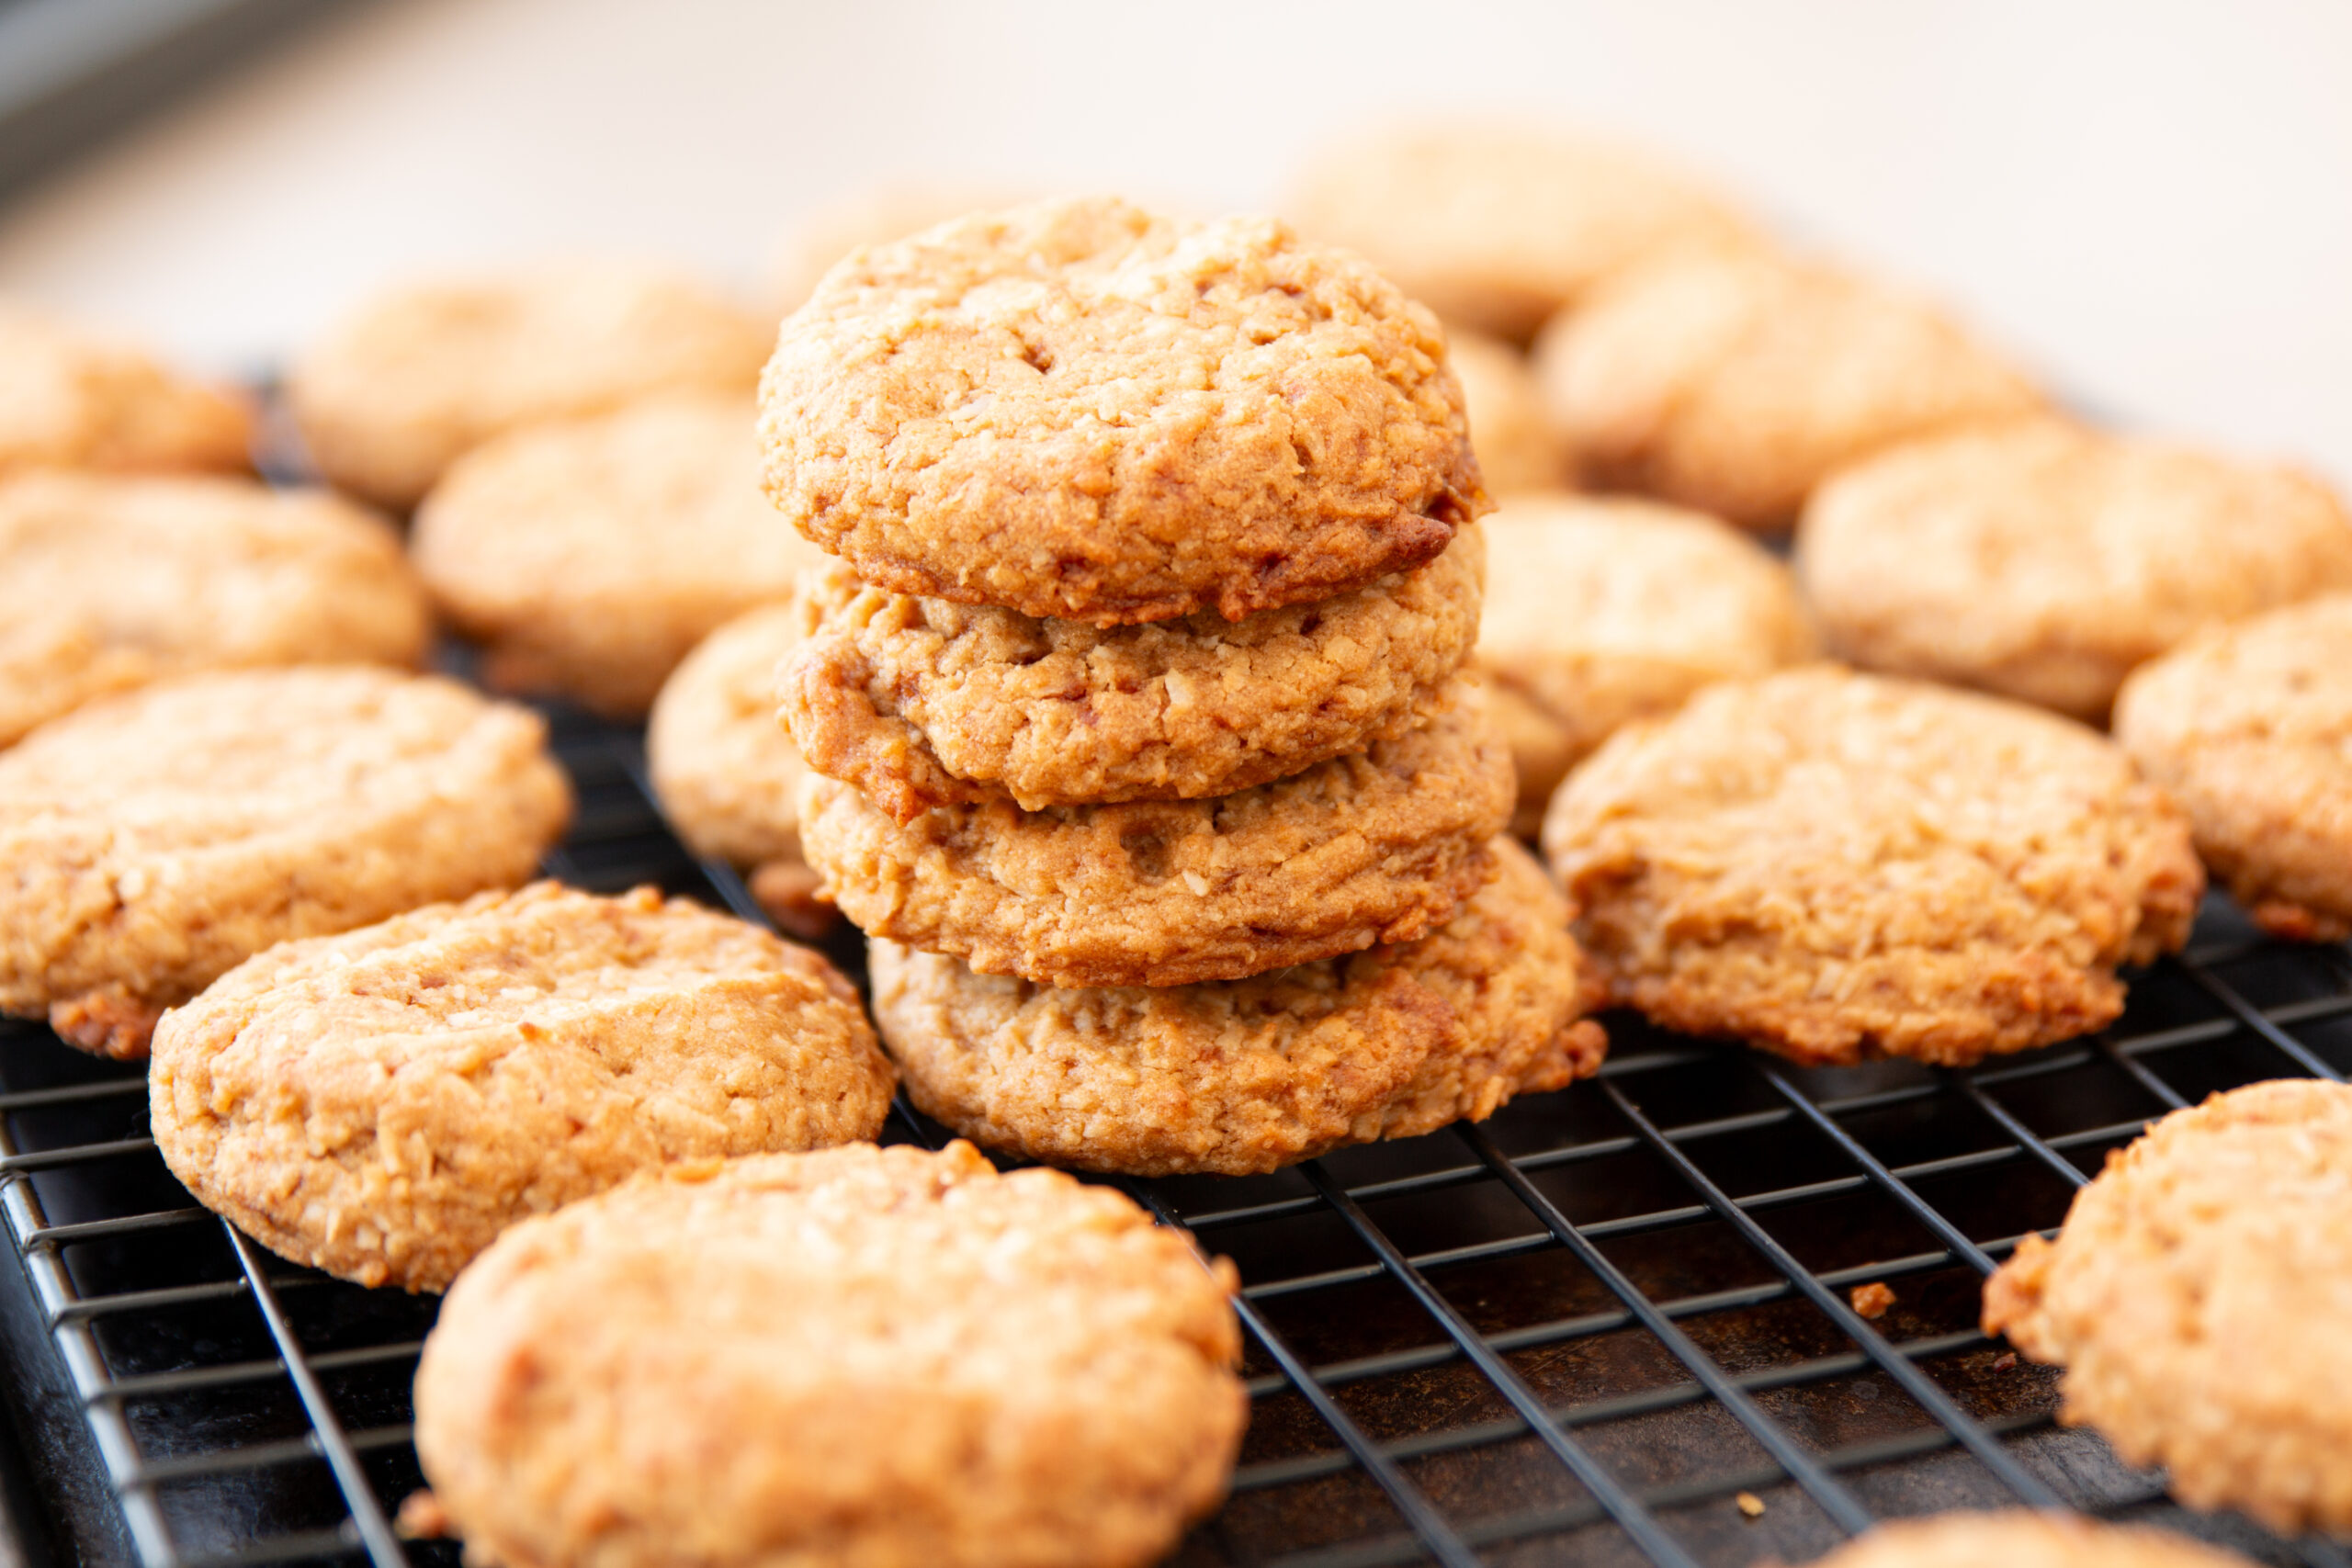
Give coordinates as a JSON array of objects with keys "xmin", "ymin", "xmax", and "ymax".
[{"xmin": 0, "ymin": 708, "xmax": 2345, "ymax": 1568}]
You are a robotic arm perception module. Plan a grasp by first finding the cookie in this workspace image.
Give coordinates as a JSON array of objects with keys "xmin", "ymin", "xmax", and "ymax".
[
  {"xmin": 781, "ymin": 526, "xmax": 1482, "ymax": 818},
  {"xmin": 799, "ymin": 679, "xmax": 1513, "ymax": 988},
  {"xmin": 152, "ymin": 883, "xmax": 887, "ymax": 1292},
  {"xmin": 0, "ymin": 302, "xmax": 253, "ymax": 479},
  {"xmin": 1532, "ymin": 247, "xmax": 2044, "ymax": 530},
  {"xmin": 2114, "ymin": 594, "xmax": 2352, "ymax": 941},
  {"xmin": 758, "ymin": 196, "xmax": 1485, "ymax": 626},
  {"xmin": 1808, "ymin": 1512, "xmax": 2258, "ymax": 1568},
  {"xmin": 1476, "ymin": 494, "xmax": 1815, "ymax": 836},
  {"xmin": 288, "ymin": 263, "xmax": 770, "ymax": 511},
  {"xmin": 413, "ymin": 1141, "xmax": 1245, "ymax": 1568},
  {"xmin": 0, "ymin": 470, "xmax": 432, "ymax": 747},
  {"xmin": 1283, "ymin": 123, "xmax": 1759, "ymax": 344},
  {"xmin": 0, "ymin": 667, "xmax": 571, "ymax": 1058},
  {"xmin": 872, "ymin": 839, "xmax": 1605, "ymax": 1176},
  {"xmin": 772, "ymin": 182, "xmax": 1030, "ymax": 312},
  {"xmin": 645, "ymin": 604, "xmax": 830, "ymax": 936},
  {"xmin": 413, "ymin": 392, "xmax": 827, "ymax": 716},
  {"xmin": 1540, "ymin": 668, "xmax": 2201, "ymax": 1066},
  {"xmin": 1983, "ymin": 1079, "xmax": 2352, "ymax": 1534},
  {"xmin": 1799, "ymin": 422, "xmax": 2352, "ymax": 722},
  {"xmin": 1448, "ymin": 331, "xmax": 1572, "ymax": 495}
]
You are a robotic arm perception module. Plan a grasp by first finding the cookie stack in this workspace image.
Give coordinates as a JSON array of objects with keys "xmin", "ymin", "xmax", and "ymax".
[{"xmin": 762, "ymin": 197, "xmax": 1608, "ymax": 1175}]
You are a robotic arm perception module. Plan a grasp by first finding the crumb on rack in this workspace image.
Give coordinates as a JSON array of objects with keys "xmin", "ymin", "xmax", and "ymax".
[
  {"xmin": 1849, "ymin": 1280, "xmax": 1895, "ymax": 1318},
  {"xmin": 395, "ymin": 1490, "xmax": 449, "ymax": 1540},
  {"xmin": 1736, "ymin": 1491, "xmax": 1767, "ymax": 1518},
  {"xmin": 1993, "ymin": 1350, "xmax": 2018, "ymax": 1371}
]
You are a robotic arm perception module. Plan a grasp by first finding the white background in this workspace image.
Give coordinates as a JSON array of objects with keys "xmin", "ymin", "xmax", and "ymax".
[{"xmin": 3, "ymin": 0, "xmax": 2346, "ymax": 483}]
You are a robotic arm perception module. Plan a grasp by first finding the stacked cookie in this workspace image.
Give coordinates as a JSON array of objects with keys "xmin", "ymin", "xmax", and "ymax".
[{"xmin": 762, "ymin": 197, "xmax": 1608, "ymax": 1175}]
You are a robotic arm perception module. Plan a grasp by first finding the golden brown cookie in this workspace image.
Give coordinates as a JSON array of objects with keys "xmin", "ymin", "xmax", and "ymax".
[
  {"xmin": 1449, "ymin": 331, "xmax": 1571, "ymax": 494},
  {"xmin": 771, "ymin": 182, "xmax": 1032, "ymax": 313},
  {"xmin": 413, "ymin": 1141, "xmax": 1246, "ymax": 1568},
  {"xmin": 413, "ymin": 392, "xmax": 826, "ymax": 717},
  {"xmin": 1808, "ymin": 1512, "xmax": 2259, "ymax": 1568},
  {"xmin": 1983, "ymin": 1079, "xmax": 2352, "ymax": 1534},
  {"xmin": 1284, "ymin": 123, "xmax": 1759, "ymax": 344},
  {"xmin": 288, "ymin": 263, "xmax": 770, "ymax": 511},
  {"xmin": 2113, "ymin": 594, "xmax": 2352, "ymax": 942},
  {"xmin": 0, "ymin": 667, "xmax": 571, "ymax": 1058},
  {"xmin": 781, "ymin": 527, "xmax": 1482, "ymax": 818},
  {"xmin": 1476, "ymin": 494, "xmax": 1815, "ymax": 835},
  {"xmin": 0, "ymin": 302, "xmax": 252, "ymax": 479},
  {"xmin": 1532, "ymin": 247, "xmax": 2044, "ymax": 530},
  {"xmin": 872, "ymin": 840, "xmax": 1605, "ymax": 1176},
  {"xmin": 152, "ymin": 884, "xmax": 888, "ymax": 1292},
  {"xmin": 1799, "ymin": 422, "xmax": 2352, "ymax": 722},
  {"xmin": 645, "ymin": 603, "xmax": 831, "ymax": 936},
  {"xmin": 800, "ymin": 679, "xmax": 1513, "ymax": 988},
  {"xmin": 0, "ymin": 470, "xmax": 431, "ymax": 747},
  {"xmin": 1541, "ymin": 668, "xmax": 2201, "ymax": 1066},
  {"xmin": 759, "ymin": 196, "xmax": 1485, "ymax": 626}
]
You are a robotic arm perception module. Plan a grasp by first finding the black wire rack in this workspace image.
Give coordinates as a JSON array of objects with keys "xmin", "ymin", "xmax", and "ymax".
[{"xmin": 1, "ymin": 700, "xmax": 2348, "ymax": 1568}]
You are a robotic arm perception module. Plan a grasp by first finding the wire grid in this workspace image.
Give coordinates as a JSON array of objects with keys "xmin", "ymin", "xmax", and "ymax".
[{"xmin": 0, "ymin": 706, "xmax": 2347, "ymax": 1568}]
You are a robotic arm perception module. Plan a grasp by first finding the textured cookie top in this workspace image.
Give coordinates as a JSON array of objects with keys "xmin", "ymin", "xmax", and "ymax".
[
  {"xmin": 1533, "ymin": 247, "xmax": 2044, "ymax": 529},
  {"xmin": 1477, "ymin": 494, "xmax": 1815, "ymax": 794},
  {"xmin": 288, "ymin": 263, "xmax": 770, "ymax": 510},
  {"xmin": 0, "ymin": 668, "xmax": 571, "ymax": 1057},
  {"xmin": 1982, "ymin": 1079, "xmax": 2352, "ymax": 1534},
  {"xmin": 771, "ymin": 182, "xmax": 1030, "ymax": 313},
  {"xmin": 413, "ymin": 391, "xmax": 828, "ymax": 716},
  {"xmin": 1448, "ymin": 332, "xmax": 1571, "ymax": 494},
  {"xmin": 0, "ymin": 470, "xmax": 432, "ymax": 746},
  {"xmin": 783, "ymin": 526, "xmax": 1482, "ymax": 817},
  {"xmin": 153, "ymin": 883, "xmax": 887, "ymax": 1292},
  {"xmin": 873, "ymin": 840, "xmax": 1605, "ymax": 1176},
  {"xmin": 759, "ymin": 196, "xmax": 1485, "ymax": 625},
  {"xmin": 1800, "ymin": 421, "xmax": 2352, "ymax": 721},
  {"xmin": 0, "ymin": 303, "xmax": 252, "ymax": 479},
  {"xmin": 799, "ymin": 679, "xmax": 1514, "ymax": 987},
  {"xmin": 2114, "ymin": 594, "xmax": 2352, "ymax": 940},
  {"xmin": 1541, "ymin": 669, "xmax": 2201, "ymax": 1066},
  {"xmin": 1284, "ymin": 124, "xmax": 1758, "ymax": 343},
  {"xmin": 647, "ymin": 603, "xmax": 808, "ymax": 870},
  {"xmin": 414, "ymin": 1141, "xmax": 1245, "ymax": 1568},
  {"xmin": 1811, "ymin": 1512, "xmax": 2258, "ymax": 1568}
]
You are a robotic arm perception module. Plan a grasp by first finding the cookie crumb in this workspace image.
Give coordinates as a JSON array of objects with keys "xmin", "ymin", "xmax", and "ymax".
[
  {"xmin": 1736, "ymin": 1491, "xmax": 1766, "ymax": 1519},
  {"xmin": 395, "ymin": 1490, "xmax": 449, "ymax": 1540},
  {"xmin": 1993, "ymin": 1351, "xmax": 2018, "ymax": 1371},
  {"xmin": 1849, "ymin": 1281, "xmax": 1896, "ymax": 1319}
]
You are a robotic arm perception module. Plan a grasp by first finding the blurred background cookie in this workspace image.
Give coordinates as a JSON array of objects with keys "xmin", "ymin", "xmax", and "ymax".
[
  {"xmin": 288, "ymin": 261, "xmax": 770, "ymax": 511},
  {"xmin": 1446, "ymin": 331, "xmax": 1573, "ymax": 495},
  {"xmin": 1533, "ymin": 246, "xmax": 2045, "ymax": 530},
  {"xmin": 1800, "ymin": 421, "xmax": 2352, "ymax": 721},
  {"xmin": 0, "ymin": 469, "xmax": 431, "ymax": 747},
  {"xmin": 412, "ymin": 391, "xmax": 827, "ymax": 717},
  {"xmin": 1810, "ymin": 1512, "xmax": 2259, "ymax": 1568},
  {"xmin": 0, "ymin": 301, "xmax": 253, "ymax": 479}
]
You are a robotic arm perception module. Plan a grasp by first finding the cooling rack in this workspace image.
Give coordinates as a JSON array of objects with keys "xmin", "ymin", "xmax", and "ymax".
[{"xmin": 0, "ymin": 697, "xmax": 2346, "ymax": 1568}]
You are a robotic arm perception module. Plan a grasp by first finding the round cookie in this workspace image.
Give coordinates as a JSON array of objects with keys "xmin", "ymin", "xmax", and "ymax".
[
  {"xmin": 1983, "ymin": 1079, "xmax": 2352, "ymax": 1534},
  {"xmin": 645, "ymin": 604, "xmax": 830, "ymax": 937},
  {"xmin": 1799, "ymin": 422, "xmax": 2352, "ymax": 722},
  {"xmin": 1809, "ymin": 1512, "xmax": 2259, "ymax": 1568},
  {"xmin": 1449, "ymin": 332, "xmax": 1571, "ymax": 495},
  {"xmin": 872, "ymin": 840, "xmax": 1606, "ymax": 1176},
  {"xmin": 1476, "ymin": 494, "xmax": 1815, "ymax": 836},
  {"xmin": 781, "ymin": 526, "xmax": 1482, "ymax": 818},
  {"xmin": 772, "ymin": 182, "xmax": 1031, "ymax": 313},
  {"xmin": 0, "ymin": 667, "xmax": 571, "ymax": 1058},
  {"xmin": 2114, "ymin": 594, "xmax": 2352, "ymax": 942},
  {"xmin": 288, "ymin": 262, "xmax": 770, "ymax": 511},
  {"xmin": 152, "ymin": 883, "xmax": 888, "ymax": 1292},
  {"xmin": 0, "ymin": 470, "xmax": 432, "ymax": 747},
  {"xmin": 759, "ymin": 196, "xmax": 1486, "ymax": 626},
  {"xmin": 413, "ymin": 392, "xmax": 828, "ymax": 717},
  {"xmin": 800, "ymin": 679, "xmax": 1514, "ymax": 988},
  {"xmin": 1532, "ymin": 247, "xmax": 2044, "ymax": 531},
  {"xmin": 1283, "ymin": 123, "xmax": 1759, "ymax": 344},
  {"xmin": 413, "ymin": 1141, "xmax": 1246, "ymax": 1568},
  {"xmin": 0, "ymin": 302, "xmax": 252, "ymax": 479},
  {"xmin": 1540, "ymin": 668, "xmax": 2202, "ymax": 1067}
]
